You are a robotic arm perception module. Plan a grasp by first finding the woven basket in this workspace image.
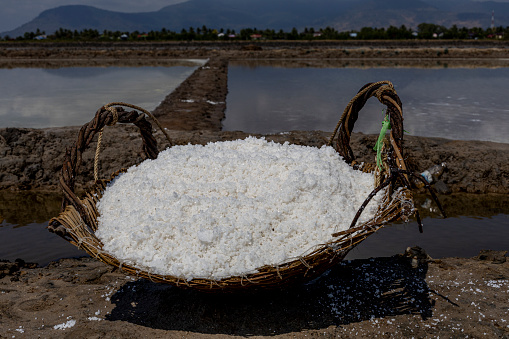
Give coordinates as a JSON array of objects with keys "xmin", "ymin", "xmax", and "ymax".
[{"xmin": 48, "ymin": 81, "xmax": 417, "ymax": 291}]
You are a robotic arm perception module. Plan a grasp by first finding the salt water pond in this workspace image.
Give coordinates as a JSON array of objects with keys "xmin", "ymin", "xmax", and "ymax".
[
  {"xmin": 0, "ymin": 59, "xmax": 206, "ymax": 128},
  {"xmin": 224, "ymin": 61, "xmax": 509, "ymax": 144}
]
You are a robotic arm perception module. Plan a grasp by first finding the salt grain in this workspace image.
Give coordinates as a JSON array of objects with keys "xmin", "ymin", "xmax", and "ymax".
[
  {"xmin": 96, "ymin": 137, "xmax": 384, "ymax": 280},
  {"xmin": 53, "ymin": 319, "xmax": 76, "ymax": 330}
]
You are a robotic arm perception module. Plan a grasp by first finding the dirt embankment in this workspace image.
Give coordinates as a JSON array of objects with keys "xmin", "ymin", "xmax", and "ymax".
[
  {"xmin": 1, "ymin": 250, "xmax": 508, "ymax": 338},
  {"xmin": 1, "ymin": 40, "xmax": 509, "ymax": 69},
  {"xmin": 2, "ymin": 126, "xmax": 508, "ymax": 194},
  {"xmin": 151, "ymin": 57, "xmax": 228, "ymax": 131}
]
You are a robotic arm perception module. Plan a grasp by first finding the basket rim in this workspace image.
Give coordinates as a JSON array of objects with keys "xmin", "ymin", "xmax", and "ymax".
[{"xmin": 50, "ymin": 164, "xmax": 414, "ymax": 291}]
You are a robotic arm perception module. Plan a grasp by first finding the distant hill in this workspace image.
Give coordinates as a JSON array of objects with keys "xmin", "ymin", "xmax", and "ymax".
[{"xmin": 2, "ymin": 0, "xmax": 509, "ymax": 38}]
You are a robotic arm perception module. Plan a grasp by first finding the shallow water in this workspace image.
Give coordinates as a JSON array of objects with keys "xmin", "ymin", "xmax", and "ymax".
[
  {"xmin": 0, "ymin": 60, "xmax": 205, "ymax": 128},
  {"xmin": 224, "ymin": 61, "xmax": 509, "ymax": 144},
  {"xmin": 1, "ymin": 191, "xmax": 507, "ymax": 266},
  {"xmin": 0, "ymin": 192, "xmax": 83, "ymax": 265}
]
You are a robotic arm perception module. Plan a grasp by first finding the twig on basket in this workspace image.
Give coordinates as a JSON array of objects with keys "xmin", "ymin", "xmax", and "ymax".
[
  {"xmin": 338, "ymin": 167, "xmax": 446, "ymax": 237},
  {"xmin": 395, "ymin": 169, "xmax": 447, "ymax": 219},
  {"xmin": 343, "ymin": 174, "xmax": 394, "ymax": 233}
]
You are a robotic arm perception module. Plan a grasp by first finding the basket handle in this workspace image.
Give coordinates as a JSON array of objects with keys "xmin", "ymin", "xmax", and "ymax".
[
  {"xmin": 327, "ymin": 81, "xmax": 405, "ymax": 170},
  {"xmin": 49, "ymin": 103, "xmax": 170, "ymax": 235}
]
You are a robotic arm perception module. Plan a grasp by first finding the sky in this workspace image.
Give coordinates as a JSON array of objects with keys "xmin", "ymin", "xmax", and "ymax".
[
  {"xmin": 1, "ymin": 0, "xmax": 507, "ymax": 34},
  {"xmin": 0, "ymin": 0, "xmax": 187, "ymax": 33}
]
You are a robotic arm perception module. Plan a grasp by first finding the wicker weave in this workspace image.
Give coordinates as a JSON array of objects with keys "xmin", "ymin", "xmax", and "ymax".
[{"xmin": 48, "ymin": 81, "xmax": 417, "ymax": 291}]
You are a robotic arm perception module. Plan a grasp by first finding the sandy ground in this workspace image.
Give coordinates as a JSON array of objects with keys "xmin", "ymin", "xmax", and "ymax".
[
  {"xmin": 1, "ymin": 250, "xmax": 508, "ymax": 338},
  {"xmin": 1, "ymin": 41, "xmax": 509, "ymax": 337}
]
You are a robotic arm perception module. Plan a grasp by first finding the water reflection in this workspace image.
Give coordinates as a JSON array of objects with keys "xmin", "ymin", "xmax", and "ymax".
[
  {"xmin": 0, "ymin": 191, "xmax": 85, "ymax": 265},
  {"xmin": 0, "ymin": 60, "xmax": 205, "ymax": 128},
  {"xmin": 224, "ymin": 61, "xmax": 509, "ymax": 144},
  {"xmin": 347, "ymin": 214, "xmax": 509, "ymax": 260},
  {"xmin": 346, "ymin": 194, "xmax": 509, "ymax": 259},
  {"xmin": 0, "ymin": 191, "xmax": 61, "ymax": 225},
  {"xmin": 1, "ymin": 191, "xmax": 508, "ymax": 266}
]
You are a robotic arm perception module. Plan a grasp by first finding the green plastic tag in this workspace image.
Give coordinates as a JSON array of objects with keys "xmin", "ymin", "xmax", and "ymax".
[{"xmin": 373, "ymin": 113, "xmax": 391, "ymax": 172}]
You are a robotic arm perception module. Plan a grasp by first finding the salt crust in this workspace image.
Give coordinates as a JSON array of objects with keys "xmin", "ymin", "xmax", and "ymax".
[{"xmin": 96, "ymin": 137, "xmax": 384, "ymax": 280}]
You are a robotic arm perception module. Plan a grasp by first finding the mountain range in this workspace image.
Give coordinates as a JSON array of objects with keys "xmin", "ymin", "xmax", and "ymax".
[{"xmin": 2, "ymin": 0, "xmax": 508, "ymax": 38}]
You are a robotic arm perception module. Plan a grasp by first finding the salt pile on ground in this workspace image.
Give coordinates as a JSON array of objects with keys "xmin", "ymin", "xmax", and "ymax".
[{"xmin": 96, "ymin": 137, "xmax": 384, "ymax": 280}]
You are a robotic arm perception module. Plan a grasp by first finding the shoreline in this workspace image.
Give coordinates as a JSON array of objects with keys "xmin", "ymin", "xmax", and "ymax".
[
  {"xmin": 2, "ymin": 40, "xmax": 509, "ymax": 69},
  {"xmin": 3, "ymin": 57, "xmax": 509, "ymax": 69}
]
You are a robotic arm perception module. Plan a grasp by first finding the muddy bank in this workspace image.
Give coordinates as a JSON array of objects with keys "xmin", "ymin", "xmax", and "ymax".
[
  {"xmin": 151, "ymin": 57, "xmax": 228, "ymax": 131},
  {"xmin": 1, "ymin": 40, "xmax": 509, "ymax": 69},
  {"xmin": 1, "ymin": 126, "xmax": 508, "ymax": 194},
  {"xmin": 2, "ymin": 39, "xmax": 508, "ymax": 49},
  {"xmin": 0, "ymin": 58, "xmax": 207, "ymax": 69},
  {"xmin": 229, "ymin": 57, "xmax": 509, "ymax": 69},
  {"xmin": 1, "ymin": 249, "xmax": 508, "ymax": 338}
]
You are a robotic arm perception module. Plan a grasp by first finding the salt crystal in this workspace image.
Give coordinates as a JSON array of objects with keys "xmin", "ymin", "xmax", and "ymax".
[{"xmin": 53, "ymin": 319, "xmax": 76, "ymax": 330}]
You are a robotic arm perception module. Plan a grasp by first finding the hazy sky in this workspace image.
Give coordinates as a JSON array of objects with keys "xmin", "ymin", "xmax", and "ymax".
[
  {"xmin": 1, "ymin": 0, "xmax": 507, "ymax": 33},
  {"xmin": 0, "ymin": 0, "xmax": 186, "ymax": 33}
]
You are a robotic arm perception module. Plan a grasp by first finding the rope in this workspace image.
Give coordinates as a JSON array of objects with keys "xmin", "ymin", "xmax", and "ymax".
[
  {"xmin": 94, "ymin": 106, "xmax": 120, "ymax": 181},
  {"xmin": 373, "ymin": 140, "xmax": 389, "ymax": 188},
  {"xmin": 94, "ymin": 129, "xmax": 103, "ymax": 182},
  {"xmin": 390, "ymin": 131, "xmax": 409, "ymax": 184},
  {"xmin": 106, "ymin": 106, "xmax": 119, "ymax": 125},
  {"xmin": 374, "ymin": 83, "xmax": 396, "ymax": 101},
  {"xmin": 92, "ymin": 102, "xmax": 173, "ymax": 182},
  {"xmin": 105, "ymin": 102, "xmax": 172, "ymax": 145},
  {"xmin": 374, "ymin": 157, "xmax": 382, "ymax": 188}
]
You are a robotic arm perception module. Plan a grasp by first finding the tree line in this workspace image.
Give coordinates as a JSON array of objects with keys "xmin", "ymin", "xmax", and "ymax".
[{"xmin": 4, "ymin": 23, "xmax": 508, "ymax": 41}]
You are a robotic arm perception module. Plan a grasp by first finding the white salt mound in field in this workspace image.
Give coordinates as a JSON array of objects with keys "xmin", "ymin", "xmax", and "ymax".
[{"xmin": 96, "ymin": 137, "xmax": 384, "ymax": 280}]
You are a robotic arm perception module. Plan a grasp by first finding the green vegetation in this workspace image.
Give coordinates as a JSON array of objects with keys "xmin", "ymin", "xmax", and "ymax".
[{"xmin": 2, "ymin": 23, "xmax": 507, "ymax": 41}]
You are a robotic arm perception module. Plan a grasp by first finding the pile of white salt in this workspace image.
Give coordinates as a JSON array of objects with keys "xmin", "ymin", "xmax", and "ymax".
[{"xmin": 96, "ymin": 137, "xmax": 384, "ymax": 280}]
